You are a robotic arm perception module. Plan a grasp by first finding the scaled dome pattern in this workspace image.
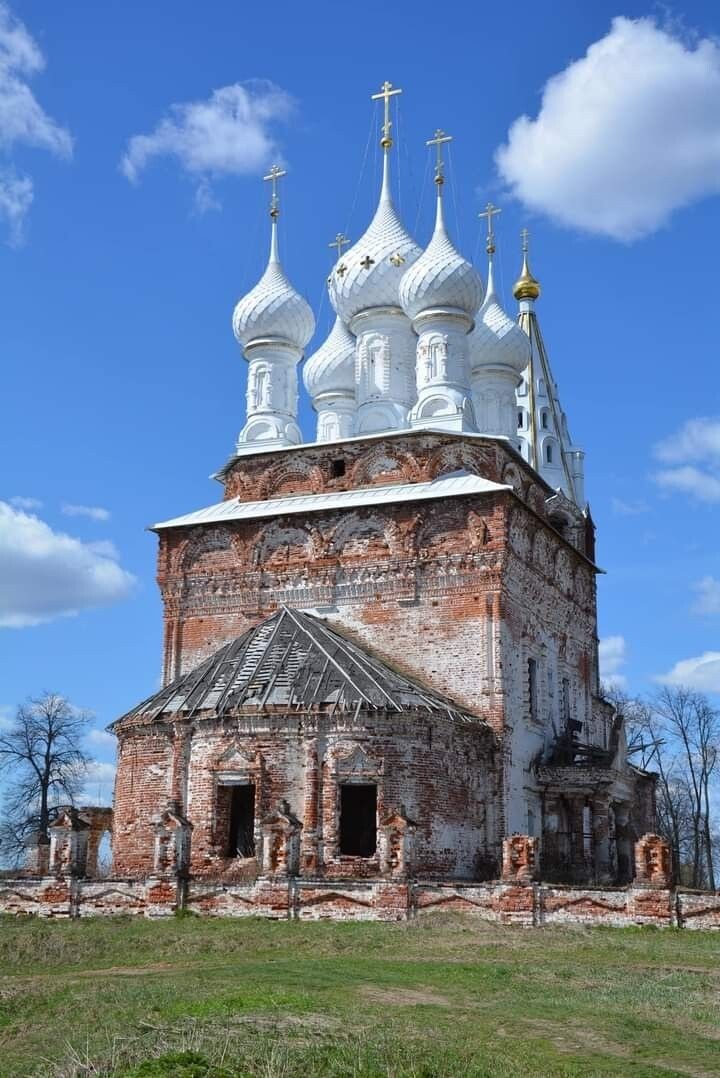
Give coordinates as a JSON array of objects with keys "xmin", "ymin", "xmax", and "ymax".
[
  {"xmin": 303, "ymin": 315, "xmax": 356, "ymax": 397},
  {"xmin": 233, "ymin": 240, "xmax": 315, "ymax": 351},
  {"xmin": 400, "ymin": 201, "xmax": 484, "ymax": 320},
  {"xmin": 471, "ymin": 265, "xmax": 530, "ymax": 373},
  {"xmin": 328, "ymin": 165, "xmax": 422, "ymax": 323}
]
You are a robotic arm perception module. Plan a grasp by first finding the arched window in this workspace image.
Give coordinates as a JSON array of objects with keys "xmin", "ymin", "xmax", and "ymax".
[
  {"xmin": 541, "ymin": 409, "xmax": 549, "ymax": 430},
  {"xmin": 545, "ymin": 442, "xmax": 554, "ymax": 464},
  {"xmin": 517, "ymin": 410, "xmax": 524, "ymax": 430},
  {"xmin": 538, "ymin": 378, "xmax": 547, "ymax": 398}
]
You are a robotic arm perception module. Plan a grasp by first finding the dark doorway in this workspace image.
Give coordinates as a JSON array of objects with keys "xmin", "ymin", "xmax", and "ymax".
[
  {"xmin": 339, "ymin": 784, "xmax": 377, "ymax": 856},
  {"xmin": 227, "ymin": 784, "xmax": 256, "ymax": 857}
]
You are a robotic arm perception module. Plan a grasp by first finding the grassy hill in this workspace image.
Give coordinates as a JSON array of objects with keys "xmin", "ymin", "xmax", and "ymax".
[{"xmin": 0, "ymin": 914, "xmax": 718, "ymax": 1076}]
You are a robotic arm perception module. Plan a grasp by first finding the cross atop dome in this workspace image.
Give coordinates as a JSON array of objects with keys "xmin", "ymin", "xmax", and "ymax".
[
  {"xmin": 263, "ymin": 164, "xmax": 286, "ymax": 219},
  {"xmin": 371, "ymin": 80, "xmax": 402, "ymax": 150},
  {"xmin": 426, "ymin": 129, "xmax": 452, "ymax": 188},
  {"xmin": 479, "ymin": 202, "xmax": 502, "ymax": 255}
]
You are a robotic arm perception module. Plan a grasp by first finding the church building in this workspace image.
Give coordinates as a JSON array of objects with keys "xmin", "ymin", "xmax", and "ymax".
[{"xmin": 110, "ymin": 82, "xmax": 655, "ymax": 896}]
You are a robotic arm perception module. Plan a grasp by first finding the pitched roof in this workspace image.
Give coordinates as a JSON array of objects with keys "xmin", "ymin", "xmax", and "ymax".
[
  {"xmin": 150, "ymin": 471, "xmax": 509, "ymax": 531},
  {"xmin": 115, "ymin": 606, "xmax": 481, "ymax": 727}
]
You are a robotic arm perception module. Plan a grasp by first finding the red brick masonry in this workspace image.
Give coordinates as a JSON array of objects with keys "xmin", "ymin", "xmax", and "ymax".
[{"xmin": 0, "ymin": 876, "xmax": 718, "ymax": 928}]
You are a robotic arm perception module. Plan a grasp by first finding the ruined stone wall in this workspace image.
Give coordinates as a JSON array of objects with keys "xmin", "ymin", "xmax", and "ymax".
[
  {"xmin": 2, "ymin": 875, "xmax": 718, "ymax": 928},
  {"xmin": 112, "ymin": 711, "xmax": 498, "ymax": 882},
  {"xmin": 112, "ymin": 729, "xmax": 174, "ymax": 877}
]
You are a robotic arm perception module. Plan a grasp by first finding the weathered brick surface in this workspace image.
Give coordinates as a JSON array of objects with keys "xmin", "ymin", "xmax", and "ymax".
[
  {"xmin": 109, "ymin": 430, "xmax": 653, "ymax": 895},
  {"xmin": 115, "ymin": 712, "xmax": 498, "ymax": 883},
  {"xmin": 4, "ymin": 877, "xmax": 715, "ymax": 928}
]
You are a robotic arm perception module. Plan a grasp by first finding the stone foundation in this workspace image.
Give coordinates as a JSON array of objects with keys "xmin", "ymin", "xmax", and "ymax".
[{"xmin": 1, "ymin": 876, "xmax": 717, "ymax": 928}]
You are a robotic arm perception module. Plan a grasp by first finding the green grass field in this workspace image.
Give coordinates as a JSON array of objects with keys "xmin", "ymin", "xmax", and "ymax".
[{"xmin": 0, "ymin": 914, "xmax": 718, "ymax": 1077}]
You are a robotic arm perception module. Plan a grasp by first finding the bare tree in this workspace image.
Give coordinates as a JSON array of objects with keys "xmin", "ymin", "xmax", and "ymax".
[
  {"xmin": 0, "ymin": 692, "xmax": 91, "ymax": 865},
  {"xmin": 604, "ymin": 684, "xmax": 719, "ymax": 889}
]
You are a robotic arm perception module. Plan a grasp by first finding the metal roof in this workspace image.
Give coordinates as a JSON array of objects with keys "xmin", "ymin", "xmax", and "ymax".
[
  {"xmin": 115, "ymin": 606, "xmax": 483, "ymax": 727},
  {"xmin": 151, "ymin": 471, "xmax": 510, "ymax": 531}
]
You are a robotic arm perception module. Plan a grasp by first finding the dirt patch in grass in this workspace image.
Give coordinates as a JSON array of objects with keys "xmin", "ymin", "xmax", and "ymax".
[{"xmin": 359, "ymin": 984, "xmax": 452, "ymax": 1007}]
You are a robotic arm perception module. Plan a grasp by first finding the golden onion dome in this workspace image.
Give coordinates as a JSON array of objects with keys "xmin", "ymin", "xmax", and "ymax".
[{"xmin": 513, "ymin": 251, "xmax": 541, "ymax": 301}]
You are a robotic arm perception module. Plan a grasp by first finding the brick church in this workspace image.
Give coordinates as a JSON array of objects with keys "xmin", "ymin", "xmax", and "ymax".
[{"xmin": 110, "ymin": 82, "xmax": 655, "ymax": 897}]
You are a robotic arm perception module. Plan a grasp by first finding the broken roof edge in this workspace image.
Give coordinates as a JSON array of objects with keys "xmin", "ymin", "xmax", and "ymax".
[{"xmin": 149, "ymin": 471, "xmax": 511, "ymax": 532}]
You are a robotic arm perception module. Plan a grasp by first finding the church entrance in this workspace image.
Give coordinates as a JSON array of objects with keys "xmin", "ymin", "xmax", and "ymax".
[
  {"xmin": 225, "ymin": 784, "xmax": 256, "ymax": 858},
  {"xmin": 339, "ymin": 784, "xmax": 377, "ymax": 857}
]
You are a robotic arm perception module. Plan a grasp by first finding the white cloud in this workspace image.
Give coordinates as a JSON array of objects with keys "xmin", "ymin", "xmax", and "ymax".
[
  {"xmin": 8, "ymin": 495, "xmax": 42, "ymax": 511},
  {"xmin": 0, "ymin": 500, "xmax": 135, "ymax": 628},
  {"xmin": 599, "ymin": 635, "xmax": 627, "ymax": 689},
  {"xmin": 656, "ymin": 652, "xmax": 720, "ymax": 694},
  {"xmin": 0, "ymin": 3, "xmax": 72, "ymax": 243},
  {"xmin": 61, "ymin": 503, "xmax": 111, "ymax": 522},
  {"xmin": 86, "ymin": 727, "xmax": 116, "ymax": 751},
  {"xmin": 652, "ymin": 418, "xmax": 720, "ymax": 503},
  {"xmin": 611, "ymin": 497, "xmax": 650, "ymax": 516},
  {"xmin": 495, "ymin": 17, "xmax": 720, "ymax": 240},
  {"xmin": 78, "ymin": 759, "xmax": 116, "ymax": 806},
  {"xmin": 692, "ymin": 576, "xmax": 720, "ymax": 616},
  {"xmin": 121, "ymin": 80, "xmax": 294, "ymax": 211}
]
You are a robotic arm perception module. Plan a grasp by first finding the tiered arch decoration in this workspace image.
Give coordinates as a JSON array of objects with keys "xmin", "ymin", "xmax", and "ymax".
[
  {"xmin": 350, "ymin": 445, "xmax": 422, "ymax": 488},
  {"xmin": 329, "ymin": 512, "xmax": 398, "ymax": 560},
  {"xmin": 424, "ymin": 442, "xmax": 495, "ymax": 482},
  {"xmin": 179, "ymin": 527, "xmax": 239, "ymax": 574},
  {"xmin": 414, "ymin": 502, "xmax": 471, "ymax": 558},
  {"xmin": 252, "ymin": 521, "xmax": 316, "ymax": 569},
  {"xmin": 256, "ymin": 459, "xmax": 325, "ymax": 500}
]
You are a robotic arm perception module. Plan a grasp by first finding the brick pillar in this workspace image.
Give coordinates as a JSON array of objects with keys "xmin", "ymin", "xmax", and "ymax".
[
  {"xmin": 260, "ymin": 800, "xmax": 302, "ymax": 877},
  {"xmin": 24, "ymin": 830, "xmax": 50, "ymax": 876},
  {"xmin": 153, "ymin": 800, "xmax": 193, "ymax": 878},
  {"xmin": 633, "ymin": 833, "xmax": 672, "ymax": 888},
  {"xmin": 301, "ymin": 738, "xmax": 321, "ymax": 875},
  {"xmin": 169, "ymin": 722, "xmax": 191, "ymax": 810},
  {"xmin": 592, "ymin": 798, "xmax": 612, "ymax": 884},
  {"xmin": 502, "ymin": 835, "xmax": 538, "ymax": 882},
  {"xmin": 49, "ymin": 809, "xmax": 90, "ymax": 877},
  {"xmin": 614, "ymin": 803, "xmax": 633, "ymax": 884}
]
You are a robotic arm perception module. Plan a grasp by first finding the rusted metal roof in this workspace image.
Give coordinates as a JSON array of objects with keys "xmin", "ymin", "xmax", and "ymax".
[
  {"xmin": 115, "ymin": 606, "xmax": 482, "ymax": 726},
  {"xmin": 150, "ymin": 471, "xmax": 510, "ymax": 532}
]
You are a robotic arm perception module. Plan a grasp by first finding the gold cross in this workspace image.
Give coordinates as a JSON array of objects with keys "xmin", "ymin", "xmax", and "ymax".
[
  {"xmin": 371, "ymin": 80, "xmax": 402, "ymax": 149},
  {"xmin": 360, "ymin": 254, "xmax": 375, "ymax": 270},
  {"xmin": 389, "ymin": 252, "xmax": 405, "ymax": 266},
  {"xmin": 329, "ymin": 233, "xmax": 350, "ymax": 259},
  {"xmin": 479, "ymin": 201, "xmax": 502, "ymax": 253},
  {"xmin": 426, "ymin": 129, "xmax": 453, "ymax": 186},
  {"xmin": 263, "ymin": 164, "xmax": 286, "ymax": 218},
  {"xmin": 521, "ymin": 226, "xmax": 530, "ymax": 253},
  {"xmin": 336, "ymin": 263, "xmax": 348, "ymax": 278}
]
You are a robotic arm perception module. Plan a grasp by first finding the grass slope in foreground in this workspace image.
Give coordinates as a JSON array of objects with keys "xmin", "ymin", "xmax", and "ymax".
[{"xmin": 0, "ymin": 914, "xmax": 718, "ymax": 1076}]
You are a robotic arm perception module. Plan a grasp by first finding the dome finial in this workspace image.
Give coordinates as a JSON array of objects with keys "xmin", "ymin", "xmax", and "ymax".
[
  {"xmin": 263, "ymin": 164, "xmax": 286, "ymax": 263},
  {"xmin": 479, "ymin": 201, "xmax": 502, "ymax": 257},
  {"xmin": 513, "ymin": 226, "xmax": 541, "ymax": 301},
  {"xmin": 426, "ymin": 128, "xmax": 452, "ymax": 191},
  {"xmin": 371, "ymin": 80, "xmax": 402, "ymax": 151}
]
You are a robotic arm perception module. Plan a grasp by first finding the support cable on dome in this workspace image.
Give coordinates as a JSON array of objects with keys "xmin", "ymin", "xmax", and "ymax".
[
  {"xmin": 343, "ymin": 103, "xmax": 375, "ymax": 240},
  {"xmin": 446, "ymin": 143, "xmax": 462, "ymax": 250}
]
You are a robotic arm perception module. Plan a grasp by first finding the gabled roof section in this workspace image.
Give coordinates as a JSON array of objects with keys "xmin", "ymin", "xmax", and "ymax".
[
  {"xmin": 115, "ymin": 607, "xmax": 482, "ymax": 727},
  {"xmin": 151, "ymin": 471, "xmax": 510, "ymax": 531}
]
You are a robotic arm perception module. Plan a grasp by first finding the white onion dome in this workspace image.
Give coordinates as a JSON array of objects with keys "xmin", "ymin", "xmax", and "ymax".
[
  {"xmin": 233, "ymin": 222, "xmax": 315, "ymax": 351},
  {"xmin": 399, "ymin": 195, "xmax": 483, "ymax": 321},
  {"xmin": 303, "ymin": 314, "xmax": 355, "ymax": 397},
  {"xmin": 470, "ymin": 258, "xmax": 530, "ymax": 373},
  {"xmin": 328, "ymin": 156, "xmax": 421, "ymax": 323}
]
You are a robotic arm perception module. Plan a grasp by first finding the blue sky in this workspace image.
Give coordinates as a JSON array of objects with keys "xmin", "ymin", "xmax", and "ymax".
[{"xmin": 1, "ymin": 0, "xmax": 719, "ymax": 794}]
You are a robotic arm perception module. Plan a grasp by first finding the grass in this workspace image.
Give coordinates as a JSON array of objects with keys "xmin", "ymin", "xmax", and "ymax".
[{"xmin": 0, "ymin": 914, "xmax": 718, "ymax": 1076}]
